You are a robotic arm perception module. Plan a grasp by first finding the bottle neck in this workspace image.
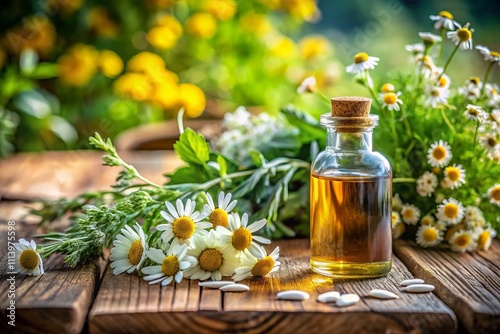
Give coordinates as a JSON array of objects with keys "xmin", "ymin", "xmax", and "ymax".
[{"xmin": 327, "ymin": 128, "xmax": 373, "ymax": 151}]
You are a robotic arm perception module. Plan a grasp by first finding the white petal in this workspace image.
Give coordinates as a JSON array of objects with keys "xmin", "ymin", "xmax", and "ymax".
[
  {"xmin": 148, "ymin": 277, "xmax": 166, "ymax": 285},
  {"xmin": 249, "ymin": 244, "xmax": 266, "ymax": 258},
  {"xmin": 176, "ymin": 199, "xmax": 185, "ymax": 216},
  {"xmin": 142, "ymin": 266, "xmax": 162, "ymax": 275},
  {"xmin": 165, "ymin": 201, "xmax": 179, "ymax": 218},
  {"xmin": 177, "ymin": 244, "xmax": 188, "ymax": 260},
  {"xmin": 143, "ymin": 273, "xmax": 165, "ymax": 281},
  {"xmin": 252, "ymin": 235, "xmax": 271, "ymax": 245},
  {"xmin": 226, "ymin": 200, "xmax": 237, "ymax": 213},
  {"xmin": 218, "ymin": 191, "xmax": 225, "ymax": 208},
  {"xmin": 156, "ymin": 223, "xmax": 171, "ymax": 231},
  {"xmin": 160, "ymin": 211, "xmax": 174, "ymax": 222},
  {"xmin": 241, "ymin": 213, "xmax": 249, "ymax": 228},
  {"xmin": 185, "ymin": 200, "xmax": 195, "ymax": 217},
  {"xmin": 247, "ymin": 219, "xmax": 267, "ymax": 233},
  {"xmin": 162, "ymin": 276, "xmax": 174, "ymax": 286},
  {"xmin": 216, "ymin": 226, "xmax": 232, "ymax": 236},
  {"xmin": 269, "ymin": 246, "xmax": 280, "ymax": 259},
  {"xmin": 196, "ymin": 222, "xmax": 213, "ymax": 229},
  {"xmin": 174, "ymin": 271, "xmax": 183, "ymax": 283},
  {"xmin": 248, "ymin": 243, "xmax": 265, "ymax": 258},
  {"xmin": 147, "ymin": 248, "xmax": 166, "ymax": 264},
  {"xmin": 206, "ymin": 193, "xmax": 215, "ymax": 210}
]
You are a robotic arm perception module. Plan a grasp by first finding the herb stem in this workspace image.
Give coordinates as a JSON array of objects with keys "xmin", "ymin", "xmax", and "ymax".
[
  {"xmin": 392, "ymin": 178, "xmax": 417, "ymax": 183},
  {"xmin": 440, "ymin": 107, "xmax": 456, "ymax": 134},
  {"xmin": 437, "ymin": 28, "xmax": 445, "ymax": 66},
  {"xmin": 417, "ymin": 45, "xmax": 430, "ymax": 89},
  {"xmin": 435, "ymin": 44, "xmax": 459, "ymax": 84},
  {"xmin": 479, "ymin": 61, "xmax": 494, "ymax": 99}
]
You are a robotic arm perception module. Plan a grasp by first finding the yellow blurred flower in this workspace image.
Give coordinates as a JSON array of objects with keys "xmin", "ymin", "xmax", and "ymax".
[
  {"xmin": 268, "ymin": 36, "xmax": 296, "ymax": 58},
  {"xmin": 114, "ymin": 73, "xmax": 152, "ymax": 101},
  {"xmin": 127, "ymin": 52, "xmax": 166, "ymax": 75},
  {"xmin": 178, "ymin": 83, "xmax": 206, "ymax": 117},
  {"xmin": 88, "ymin": 7, "xmax": 120, "ymax": 37},
  {"xmin": 7, "ymin": 15, "xmax": 56, "ymax": 57},
  {"xmin": 99, "ymin": 50, "xmax": 123, "ymax": 78},
  {"xmin": 148, "ymin": 69, "xmax": 179, "ymax": 86},
  {"xmin": 186, "ymin": 13, "xmax": 217, "ymax": 39},
  {"xmin": 154, "ymin": 14, "xmax": 183, "ymax": 38},
  {"xmin": 147, "ymin": 0, "xmax": 176, "ymax": 9},
  {"xmin": 148, "ymin": 26, "xmax": 179, "ymax": 50},
  {"xmin": 47, "ymin": 0, "xmax": 83, "ymax": 15},
  {"xmin": 239, "ymin": 14, "xmax": 273, "ymax": 36},
  {"xmin": 298, "ymin": 35, "xmax": 332, "ymax": 60},
  {"xmin": 58, "ymin": 44, "xmax": 99, "ymax": 86},
  {"xmin": 204, "ymin": 0, "xmax": 237, "ymax": 21},
  {"xmin": 280, "ymin": 0, "xmax": 318, "ymax": 22},
  {"xmin": 150, "ymin": 81, "xmax": 180, "ymax": 110}
]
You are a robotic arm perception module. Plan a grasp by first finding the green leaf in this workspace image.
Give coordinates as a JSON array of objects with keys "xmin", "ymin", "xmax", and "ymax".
[
  {"xmin": 280, "ymin": 105, "xmax": 325, "ymax": 146},
  {"xmin": 23, "ymin": 63, "xmax": 58, "ymax": 79},
  {"xmin": 173, "ymin": 128, "xmax": 210, "ymax": 165},
  {"xmin": 166, "ymin": 166, "xmax": 207, "ymax": 185},
  {"xmin": 216, "ymin": 155, "xmax": 227, "ymax": 176}
]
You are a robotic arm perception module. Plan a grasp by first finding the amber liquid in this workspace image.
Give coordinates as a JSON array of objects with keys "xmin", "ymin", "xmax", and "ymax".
[{"xmin": 310, "ymin": 174, "xmax": 392, "ymax": 278}]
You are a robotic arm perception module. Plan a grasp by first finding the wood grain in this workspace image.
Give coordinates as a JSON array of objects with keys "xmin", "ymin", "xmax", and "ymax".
[
  {"xmin": 89, "ymin": 239, "xmax": 456, "ymax": 334},
  {"xmin": 394, "ymin": 239, "xmax": 500, "ymax": 334}
]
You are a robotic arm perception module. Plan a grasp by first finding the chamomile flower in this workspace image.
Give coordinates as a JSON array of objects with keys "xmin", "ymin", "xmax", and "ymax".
[
  {"xmin": 479, "ymin": 134, "xmax": 499, "ymax": 153},
  {"xmin": 416, "ymin": 171, "xmax": 438, "ymax": 197},
  {"xmin": 486, "ymin": 85, "xmax": 500, "ymax": 108},
  {"xmin": 203, "ymin": 191, "xmax": 237, "ymax": 228},
  {"xmin": 429, "ymin": 11, "xmax": 460, "ymax": 31},
  {"xmin": 142, "ymin": 244, "xmax": 196, "ymax": 286},
  {"xmin": 435, "ymin": 72, "xmax": 451, "ymax": 89},
  {"xmin": 416, "ymin": 55, "xmax": 437, "ymax": 78},
  {"xmin": 427, "ymin": 140, "xmax": 453, "ymax": 167},
  {"xmin": 425, "ymin": 86, "xmax": 450, "ymax": 108},
  {"xmin": 420, "ymin": 215, "xmax": 436, "ymax": 226},
  {"xmin": 405, "ymin": 43, "xmax": 425, "ymax": 55},
  {"xmin": 419, "ymin": 32, "xmax": 442, "ymax": 46},
  {"xmin": 216, "ymin": 213, "xmax": 270, "ymax": 257},
  {"xmin": 14, "ymin": 239, "xmax": 44, "ymax": 276},
  {"xmin": 443, "ymin": 164, "xmax": 466, "ymax": 189},
  {"xmin": 392, "ymin": 221, "xmax": 405, "ymax": 239},
  {"xmin": 232, "ymin": 246, "xmax": 280, "ymax": 282},
  {"xmin": 416, "ymin": 225, "xmax": 443, "ymax": 248},
  {"xmin": 464, "ymin": 206, "xmax": 486, "ymax": 228},
  {"xmin": 400, "ymin": 204, "xmax": 421, "ymax": 225},
  {"xmin": 297, "ymin": 76, "xmax": 317, "ymax": 93},
  {"xmin": 345, "ymin": 52, "xmax": 379, "ymax": 74},
  {"xmin": 447, "ymin": 25, "xmax": 474, "ymax": 50},
  {"xmin": 109, "ymin": 223, "xmax": 147, "ymax": 275},
  {"xmin": 437, "ymin": 198, "xmax": 465, "ymax": 225},
  {"xmin": 392, "ymin": 211, "xmax": 401, "ymax": 227},
  {"xmin": 184, "ymin": 230, "xmax": 240, "ymax": 281},
  {"xmin": 464, "ymin": 104, "xmax": 487, "ymax": 123},
  {"xmin": 449, "ymin": 230, "xmax": 477, "ymax": 253},
  {"xmin": 477, "ymin": 226, "xmax": 497, "ymax": 251},
  {"xmin": 381, "ymin": 92, "xmax": 403, "ymax": 111},
  {"xmin": 380, "ymin": 82, "xmax": 395, "ymax": 93},
  {"xmin": 157, "ymin": 199, "xmax": 211, "ymax": 246},
  {"xmin": 488, "ymin": 184, "xmax": 500, "ymax": 206},
  {"xmin": 475, "ymin": 45, "xmax": 500, "ymax": 63}
]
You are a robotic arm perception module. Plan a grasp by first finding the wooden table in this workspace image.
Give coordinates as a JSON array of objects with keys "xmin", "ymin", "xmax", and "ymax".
[{"xmin": 0, "ymin": 151, "xmax": 499, "ymax": 333}]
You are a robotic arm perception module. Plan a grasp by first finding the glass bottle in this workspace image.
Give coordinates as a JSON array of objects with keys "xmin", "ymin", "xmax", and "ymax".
[{"xmin": 310, "ymin": 96, "xmax": 392, "ymax": 278}]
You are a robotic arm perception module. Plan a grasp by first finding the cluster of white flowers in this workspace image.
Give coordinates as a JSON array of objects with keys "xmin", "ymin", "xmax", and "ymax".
[
  {"xmin": 214, "ymin": 106, "xmax": 295, "ymax": 164},
  {"xmin": 109, "ymin": 191, "xmax": 281, "ymax": 285}
]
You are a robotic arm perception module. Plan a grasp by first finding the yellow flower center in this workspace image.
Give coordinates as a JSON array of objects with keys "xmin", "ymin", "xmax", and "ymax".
[
  {"xmin": 432, "ymin": 166, "xmax": 441, "ymax": 174},
  {"xmin": 232, "ymin": 227, "xmax": 252, "ymax": 251},
  {"xmin": 478, "ymin": 231, "xmax": 490, "ymax": 249},
  {"xmin": 492, "ymin": 186, "xmax": 500, "ymax": 201},
  {"xmin": 128, "ymin": 240, "xmax": 144, "ymax": 265},
  {"xmin": 391, "ymin": 213, "xmax": 398, "ymax": 224},
  {"xmin": 431, "ymin": 89, "xmax": 440, "ymax": 97},
  {"xmin": 490, "ymin": 51, "xmax": 500, "ymax": 58},
  {"xmin": 468, "ymin": 108, "xmax": 479, "ymax": 116},
  {"xmin": 199, "ymin": 248, "xmax": 223, "ymax": 272},
  {"xmin": 251, "ymin": 256, "xmax": 275, "ymax": 276},
  {"xmin": 422, "ymin": 228, "xmax": 438, "ymax": 242},
  {"xmin": 487, "ymin": 137, "xmax": 497, "ymax": 147},
  {"xmin": 438, "ymin": 11, "xmax": 454, "ymax": 19},
  {"xmin": 172, "ymin": 216, "xmax": 195, "ymax": 239},
  {"xmin": 383, "ymin": 93, "xmax": 397, "ymax": 105},
  {"xmin": 381, "ymin": 83, "xmax": 394, "ymax": 93},
  {"xmin": 444, "ymin": 203, "xmax": 459, "ymax": 218},
  {"xmin": 469, "ymin": 76, "xmax": 481, "ymax": 85},
  {"xmin": 445, "ymin": 167, "xmax": 461, "ymax": 182},
  {"xmin": 20, "ymin": 249, "xmax": 39, "ymax": 270},
  {"xmin": 437, "ymin": 76, "xmax": 448, "ymax": 87},
  {"xmin": 209, "ymin": 208, "xmax": 229, "ymax": 228},
  {"xmin": 432, "ymin": 146, "xmax": 446, "ymax": 160},
  {"xmin": 162, "ymin": 255, "xmax": 179, "ymax": 276},
  {"xmin": 454, "ymin": 234, "xmax": 470, "ymax": 247},
  {"xmin": 457, "ymin": 28, "xmax": 472, "ymax": 42},
  {"xmin": 420, "ymin": 216, "xmax": 434, "ymax": 225},
  {"xmin": 354, "ymin": 52, "xmax": 369, "ymax": 64},
  {"xmin": 403, "ymin": 209, "xmax": 414, "ymax": 220}
]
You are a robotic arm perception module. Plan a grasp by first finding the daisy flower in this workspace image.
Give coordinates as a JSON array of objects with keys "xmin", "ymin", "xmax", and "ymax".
[
  {"xmin": 488, "ymin": 184, "xmax": 500, "ymax": 206},
  {"xmin": 232, "ymin": 246, "xmax": 280, "ymax": 282},
  {"xmin": 435, "ymin": 73, "xmax": 451, "ymax": 89},
  {"xmin": 443, "ymin": 164, "xmax": 466, "ymax": 189},
  {"xmin": 380, "ymin": 82, "xmax": 395, "ymax": 93},
  {"xmin": 184, "ymin": 231, "xmax": 240, "ymax": 281},
  {"xmin": 477, "ymin": 227, "xmax": 497, "ymax": 251},
  {"xmin": 109, "ymin": 223, "xmax": 148, "ymax": 275},
  {"xmin": 427, "ymin": 140, "xmax": 453, "ymax": 167},
  {"xmin": 14, "ymin": 239, "xmax": 44, "ymax": 276},
  {"xmin": 464, "ymin": 206, "xmax": 485, "ymax": 228},
  {"xmin": 216, "ymin": 213, "xmax": 270, "ymax": 257},
  {"xmin": 405, "ymin": 43, "xmax": 425, "ymax": 55},
  {"xmin": 475, "ymin": 45, "xmax": 500, "ymax": 63},
  {"xmin": 463, "ymin": 104, "xmax": 487, "ymax": 123},
  {"xmin": 429, "ymin": 11, "xmax": 460, "ymax": 30},
  {"xmin": 416, "ymin": 225, "xmax": 443, "ymax": 248},
  {"xmin": 437, "ymin": 198, "xmax": 465, "ymax": 225},
  {"xmin": 142, "ymin": 243, "xmax": 196, "ymax": 286},
  {"xmin": 419, "ymin": 32, "xmax": 442, "ymax": 46},
  {"xmin": 425, "ymin": 86, "xmax": 450, "ymax": 108},
  {"xmin": 400, "ymin": 204, "xmax": 420, "ymax": 225},
  {"xmin": 416, "ymin": 171, "xmax": 438, "ymax": 197},
  {"xmin": 203, "ymin": 191, "xmax": 238, "ymax": 229},
  {"xmin": 381, "ymin": 92, "xmax": 403, "ymax": 111},
  {"xmin": 447, "ymin": 25, "xmax": 474, "ymax": 50},
  {"xmin": 157, "ymin": 199, "xmax": 211, "ymax": 246},
  {"xmin": 479, "ymin": 134, "xmax": 499, "ymax": 153},
  {"xmin": 449, "ymin": 230, "xmax": 477, "ymax": 253},
  {"xmin": 297, "ymin": 76, "xmax": 317, "ymax": 93},
  {"xmin": 345, "ymin": 52, "xmax": 379, "ymax": 74},
  {"xmin": 392, "ymin": 221, "xmax": 405, "ymax": 239},
  {"xmin": 416, "ymin": 55, "xmax": 437, "ymax": 79},
  {"xmin": 420, "ymin": 215, "xmax": 436, "ymax": 226},
  {"xmin": 391, "ymin": 211, "xmax": 401, "ymax": 227}
]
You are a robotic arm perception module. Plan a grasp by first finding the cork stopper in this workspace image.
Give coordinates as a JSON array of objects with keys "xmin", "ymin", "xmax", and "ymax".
[{"xmin": 330, "ymin": 96, "xmax": 371, "ymax": 117}]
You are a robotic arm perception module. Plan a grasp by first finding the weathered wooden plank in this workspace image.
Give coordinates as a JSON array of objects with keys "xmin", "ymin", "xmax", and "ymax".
[
  {"xmin": 89, "ymin": 239, "xmax": 456, "ymax": 334},
  {"xmin": 394, "ymin": 239, "xmax": 500, "ymax": 334}
]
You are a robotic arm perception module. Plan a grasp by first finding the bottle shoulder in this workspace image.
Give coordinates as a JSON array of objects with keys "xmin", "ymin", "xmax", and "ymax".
[{"xmin": 312, "ymin": 149, "xmax": 392, "ymax": 178}]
